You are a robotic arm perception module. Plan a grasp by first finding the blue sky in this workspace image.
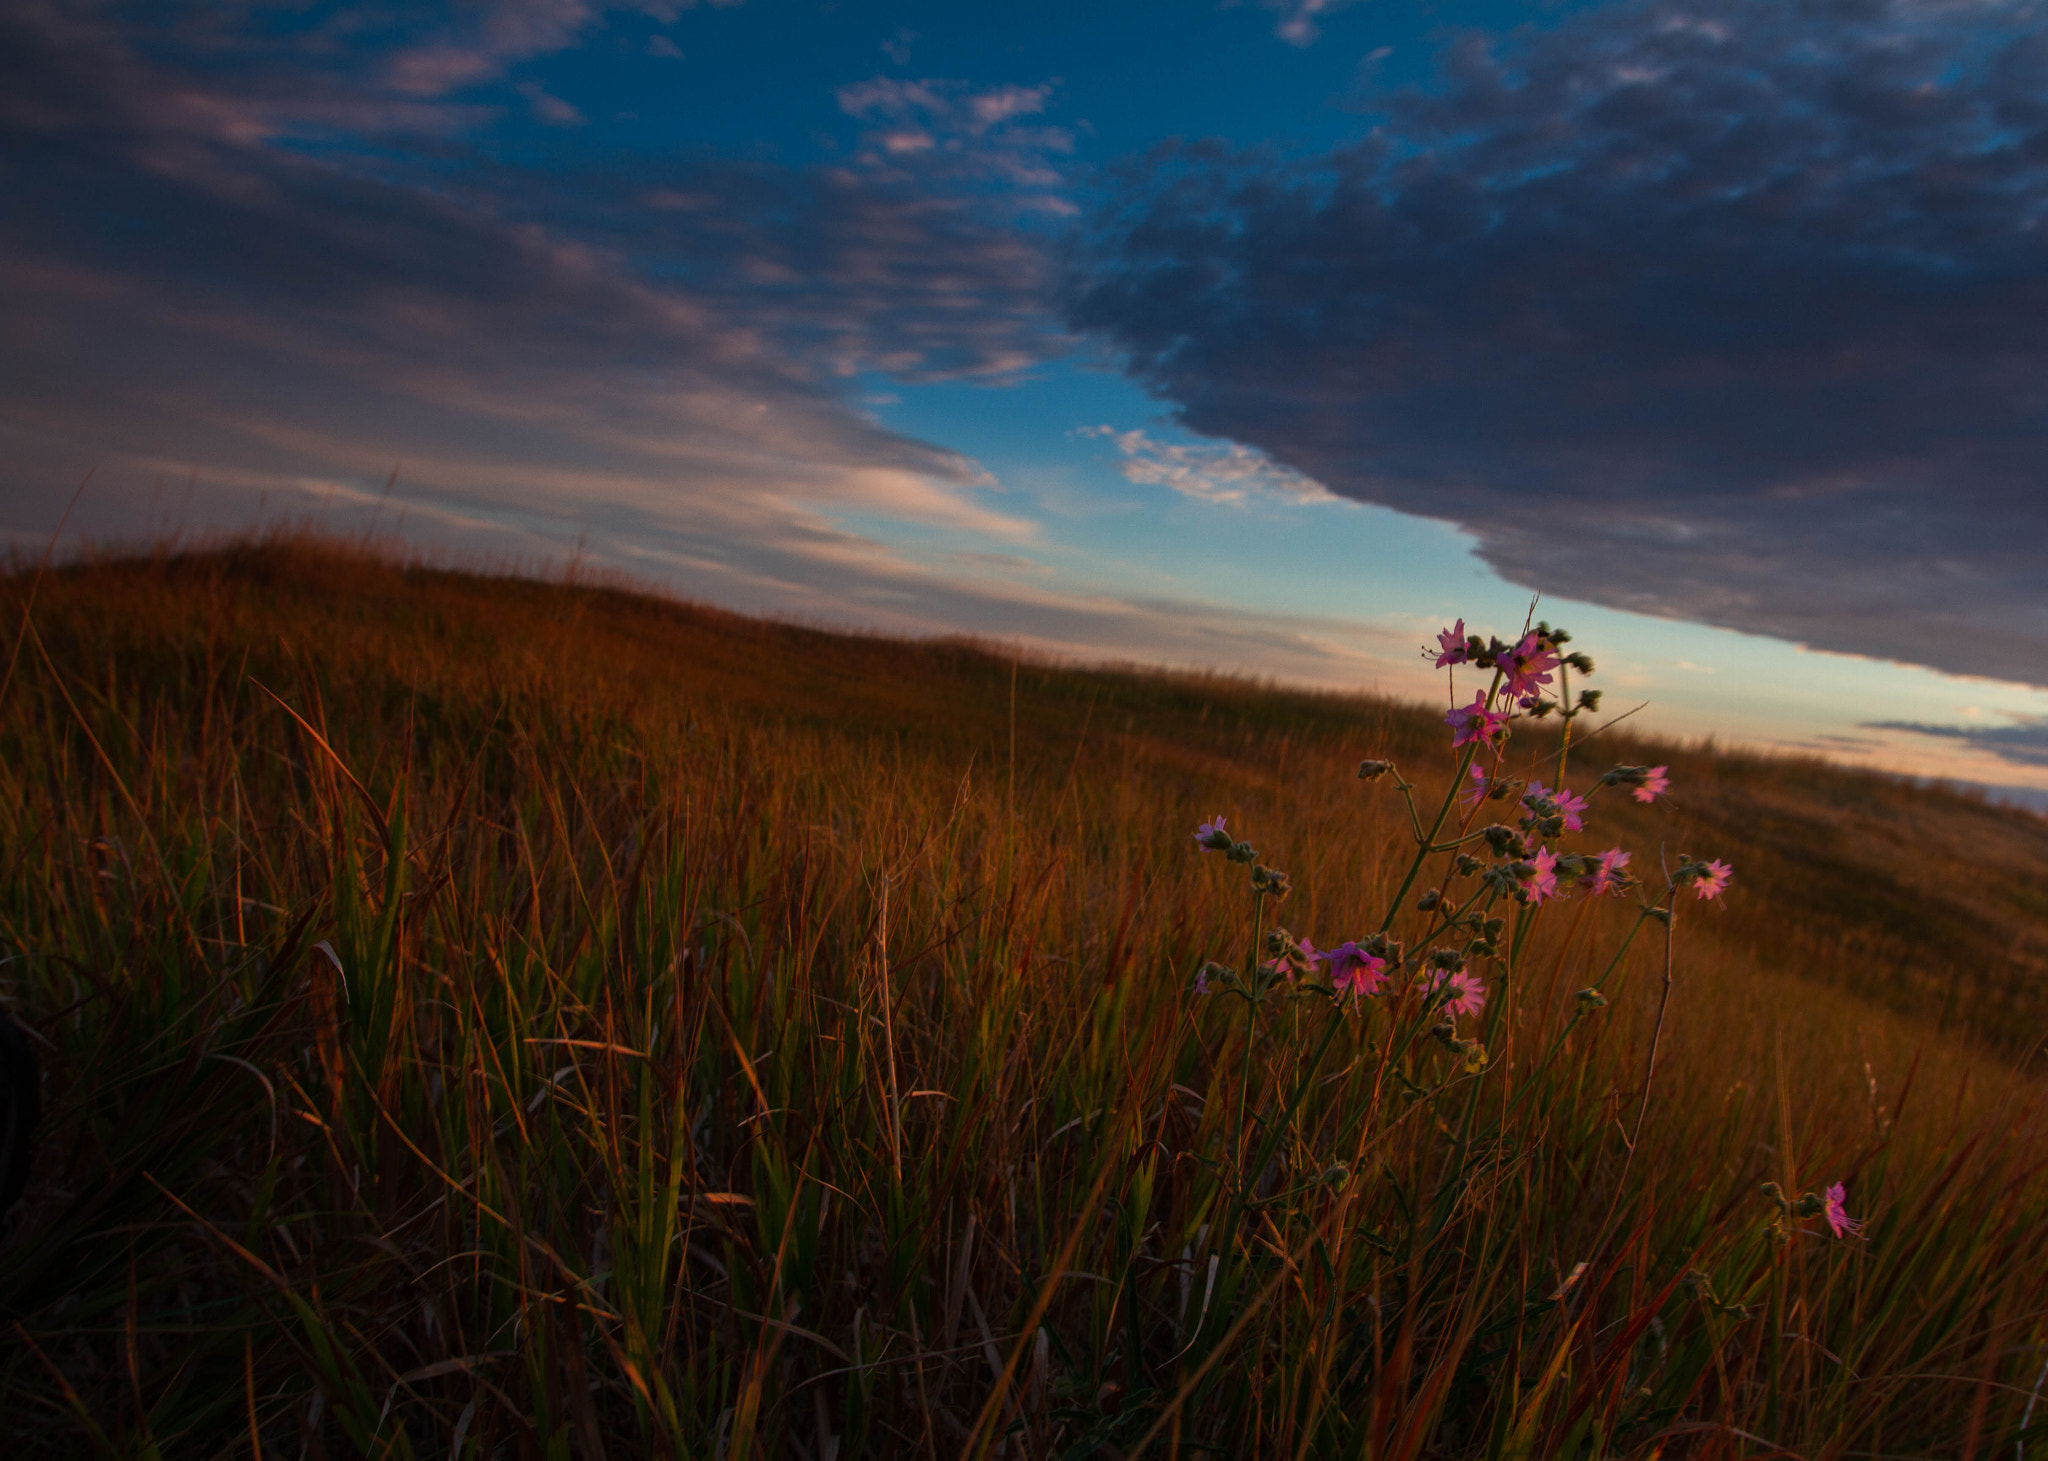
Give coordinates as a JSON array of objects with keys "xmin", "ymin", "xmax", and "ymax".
[{"xmin": 5, "ymin": 0, "xmax": 2048, "ymax": 798}]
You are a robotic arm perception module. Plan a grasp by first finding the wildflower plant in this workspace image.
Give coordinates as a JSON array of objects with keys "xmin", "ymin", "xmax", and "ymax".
[
  {"xmin": 11, "ymin": 544, "xmax": 2035, "ymax": 1461},
  {"xmin": 1167, "ymin": 613, "xmax": 1812, "ymax": 1452}
]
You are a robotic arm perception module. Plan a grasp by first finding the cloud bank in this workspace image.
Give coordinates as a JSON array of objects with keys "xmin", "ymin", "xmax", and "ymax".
[
  {"xmin": 1069, "ymin": 0, "xmax": 2048, "ymax": 685},
  {"xmin": 0, "ymin": 0, "xmax": 1069, "ymax": 604},
  {"xmin": 1870, "ymin": 714, "xmax": 2048, "ymax": 769}
]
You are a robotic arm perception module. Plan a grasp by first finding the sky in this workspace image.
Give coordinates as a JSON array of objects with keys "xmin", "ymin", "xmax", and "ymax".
[{"xmin": 5, "ymin": 0, "xmax": 2048, "ymax": 801}]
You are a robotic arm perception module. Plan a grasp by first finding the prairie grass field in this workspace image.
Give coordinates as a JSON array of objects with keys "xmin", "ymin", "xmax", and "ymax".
[{"xmin": 5, "ymin": 534, "xmax": 2048, "ymax": 1459}]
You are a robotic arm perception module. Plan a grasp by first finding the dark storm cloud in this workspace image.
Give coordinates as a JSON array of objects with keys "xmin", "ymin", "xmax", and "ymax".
[
  {"xmin": 0, "ymin": 0, "xmax": 1066, "ymax": 543},
  {"xmin": 1068, "ymin": 0, "xmax": 2048, "ymax": 685},
  {"xmin": 1869, "ymin": 715, "xmax": 2048, "ymax": 769}
]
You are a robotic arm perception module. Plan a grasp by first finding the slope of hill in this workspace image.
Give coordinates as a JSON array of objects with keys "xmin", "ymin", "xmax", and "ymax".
[
  {"xmin": 4, "ymin": 534, "xmax": 2047, "ymax": 1457},
  {"xmin": 30, "ymin": 534, "xmax": 2043, "ymax": 1054}
]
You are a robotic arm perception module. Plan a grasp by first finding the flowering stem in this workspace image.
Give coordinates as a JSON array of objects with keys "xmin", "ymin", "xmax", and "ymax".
[
  {"xmin": 1628, "ymin": 892, "xmax": 1679, "ymax": 1150},
  {"xmin": 1588, "ymin": 903, "xmax": 1657, "ymax": 990},
  {"xmin": 1493, "ymin": 902, "xmax": 1652, "ymax": 1126},
  {"xmin": 1553, "ymin": 663, "xmax": 1575, "ymax": 788},
  {"xmin": 1379, "ymin": 739, "xmax": 1483, "ymax": 935},
  {"xmin": 1232, "ymin": 888, "xmax": 1268, "ymax": 1188},
  {"xmin": 1410, "ymin": 881, "xmax": 1495, "ymax": 952},
  {"xmin": 1389, "ymin": 772, "xmax": 1430, "ymax": 846}
]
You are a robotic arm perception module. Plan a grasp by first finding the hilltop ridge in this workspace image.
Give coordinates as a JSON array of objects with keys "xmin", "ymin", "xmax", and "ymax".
[{"xmin": 13, "ymin": 532, "xmax": 2048, "ymax": 1060}]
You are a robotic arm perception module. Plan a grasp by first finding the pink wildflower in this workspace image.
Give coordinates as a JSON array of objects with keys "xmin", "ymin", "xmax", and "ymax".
[
  {"xmin": 1523, "ymin": 846, "xmax": 1561, "ymax": 906},
  {"xmin": 1460, "ymin": 763, "xmax": 1491, "ymax": 809},
  {"xmin": 1427, "ymin": 968, "xmax": 1488, "ymax": 1019},
  {"xmin": 1823, "ymin": 1182, "xmax": 1864, "ymax": 1239},
  {"xmin": 1632, "ymin": 766, "xmax": 1671, "ymax": 804},
  {"xmin": 1195, "ymin": 816, "xmax": 1230, "ymax": 851},
  {"xmin": 1325, "ymin": 941, "xmax": 1388, "ymax": 999},
  {"xmin": 1586, "ymin": 847, "xmax": 1632, "ymax": 896},
  {"xmin": 1499, "ymin": 632, "xmax": 1561, "ymax": 702},
  {"xmin": 1691, "ymin": 858, "xmax": 1733, "ymax": 900},
  {"xmin": 1433, "ymin": 619, "xmax": 1469, "ymax": 668},
  {"xmin": 1446, "ymin": 693, "xmax": 1508, "ymax": 749},
  {"xmin": 1524, "ymin": 782, "xmax": 1587, "ymax": 833}
]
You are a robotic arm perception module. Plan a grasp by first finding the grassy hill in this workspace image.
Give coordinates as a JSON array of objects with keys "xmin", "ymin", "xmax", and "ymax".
[{"xmin": 4, "ymin": 534, "xmax": 2048, "ymax": 1457}]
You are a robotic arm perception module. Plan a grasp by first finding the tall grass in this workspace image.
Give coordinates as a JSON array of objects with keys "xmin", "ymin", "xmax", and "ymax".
[{"xmin": 2, "ymin": 535, "xmax": 2047, "ymax": 1458}]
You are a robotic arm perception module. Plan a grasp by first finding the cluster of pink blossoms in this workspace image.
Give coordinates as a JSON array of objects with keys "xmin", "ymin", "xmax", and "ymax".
[
  {"xmin": 1193, "ymin": 617, "xmax": 1734, "ymax": 1035},
  {"xmin": 1525, "ymin": 781, "xmax": 1587, "ymax": 832},
  {"xmin": 1434, "ymin": 622, "xmax": 1562, "ymax": 708},
  {"xmin": 1446, "ymin": 694, "xmax": 1510, "ymax": 749}
]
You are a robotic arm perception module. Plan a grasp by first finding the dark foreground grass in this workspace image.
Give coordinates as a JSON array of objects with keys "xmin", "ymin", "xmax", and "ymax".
[{"xmin": 3, "ymin": 535, "xmax": 2048, "ymax": 1458}]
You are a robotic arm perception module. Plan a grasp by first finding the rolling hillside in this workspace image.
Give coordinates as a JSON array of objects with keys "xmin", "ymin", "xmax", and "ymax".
[{"xmin": 5, "ymin": 533, "xmax": 2048, "ymax": 1458}]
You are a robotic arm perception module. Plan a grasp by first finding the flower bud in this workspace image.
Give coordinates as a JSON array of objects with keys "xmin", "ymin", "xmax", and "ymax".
[
  {"xmin": 1564, "ymin": 652, "xmax": 1594, "ymax": 674},
  {"xmin": 1428, "ymin": 947, "xmax": 1464, "ymax": 970},
  {"xmin": 1227, "ymin": 840, "xmax": 1257, "ymax": 865},
  {"xmin": 1482, "ymin": 864, "xmax": 1523, "ymax": 898},
  {"xmin": 1454, "ymin": 853, "xmax": 1482, "ymax": 877},
  {"xmin": 1482, "ymin": 918, "xmax": 1505, "ymax": 940},
  {"xmin": 1357, "ymin": 758, "xmax": 1393, "ymax": 780},
  {"xmin": 1577, "ymin": 689, "xmax": 1602, "ymax": 712},
  {"xmin": 1575, "ymin": 988, "xmax": 1608, "ymax": 1009},
  {"xmin": 1416, "ymin": 888, "xmax": 1442, "ymax": 911}
]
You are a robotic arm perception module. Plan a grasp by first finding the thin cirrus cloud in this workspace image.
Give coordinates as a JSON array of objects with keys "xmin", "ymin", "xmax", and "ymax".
[
  {"xmin": 0, "ymin": 0, "xmax": 1068, "ymax": 605},
  {"xmin": 1264, "ymin": 0, "xmax": 1364, "ymax": 48},
  {"xmin": 1867, "ymin": 715, "xmax": 2048, "ymax": 770},
  {"xmin": 1067, "ymin": 0, "xmax": 2048, "ymax": 688},
  {"xmin": 1076, "ymin": 427, "xmax": 1332, "ymax": 505}
]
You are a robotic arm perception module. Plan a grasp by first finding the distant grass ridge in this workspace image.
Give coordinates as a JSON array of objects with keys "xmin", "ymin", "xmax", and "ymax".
[{"xmin": 1, "ymin": 533, "xmax": 2046, "ymax": 1456}]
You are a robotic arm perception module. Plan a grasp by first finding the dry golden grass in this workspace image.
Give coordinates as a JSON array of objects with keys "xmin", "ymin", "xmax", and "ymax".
[{"xmin": 1, "ymin": 531, "xmax": 2046, "ymax": 1458}]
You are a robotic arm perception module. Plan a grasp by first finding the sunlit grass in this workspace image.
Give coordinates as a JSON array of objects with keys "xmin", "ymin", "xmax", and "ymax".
[{"xmin": 3, "ymin": 531, "xmax": 2047, "ymax": 1458}]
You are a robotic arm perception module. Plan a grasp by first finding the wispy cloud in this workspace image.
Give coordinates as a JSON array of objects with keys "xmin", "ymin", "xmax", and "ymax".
[
  {"xmin": 1868, "ymin": 715, "xmax": 2048, "ymax": 770},
  {"xmin": 1263, "ymin": 0, "xmax": 1363, "ymax": 48},
  {"xmin": 1078, "ymin": 427, "xmax": 1331, "ymax": 505},
  {"xmin": 835, "ymin": 76, "xmax": 1075, "ymax": 206},
  {"xmin": 1070, "ymin": 0, "xmax": 2048, "ymax": 686},
  {"xmin": 0, "ymin": 0, "xmax": 1071, "ymax": 512}
]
